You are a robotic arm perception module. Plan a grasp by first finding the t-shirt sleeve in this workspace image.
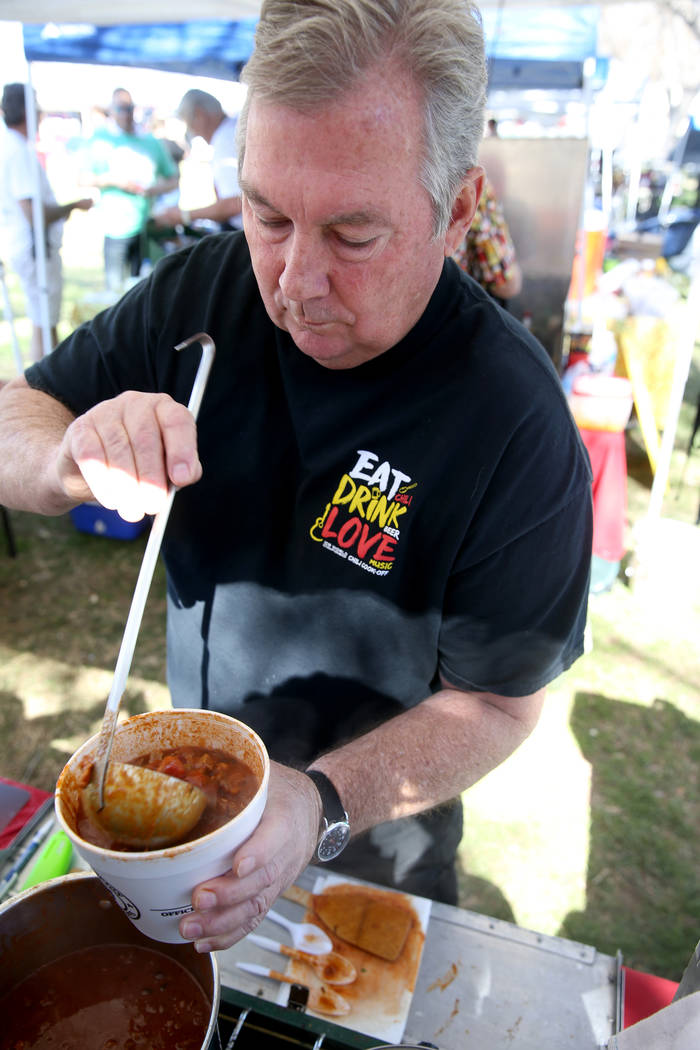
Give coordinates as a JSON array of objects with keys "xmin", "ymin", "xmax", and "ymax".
[
  {"xmin": 23, "ymin": 234, "xmax": 242, "ymax": 415},
  {"xmin": 437, "ymin": 351, "xmax": 593, "ymax": 698},
  {"xmin": 23, "ymin": 277, "xmax": 157, "ymax": 414},
  {"xmin": 212, "ymin": 155, "xmax": 241, "ymax": 199},
  {"xmin": 438, "ymin": 485, "xmax": 592, "ymax": 696}
]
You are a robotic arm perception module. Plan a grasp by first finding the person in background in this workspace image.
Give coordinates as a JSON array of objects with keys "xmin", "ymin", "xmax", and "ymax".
[
  {"xmin": 452, "ymin": 175, "xmax": 522, "ymax": 306},
  {"xmin": 79, "ymin": 88, "xmax": 179, "ymax": 292},
  {"xmin": 0, "ymin": 0, "xmax": 592, "ymax": 953},
  {"xmin": 154, "ymin": 89, "xmax": 242, "ymax": 232},
  {"xmin": 0, "ymin": 83, "xmax": 93, "ymax": 361}
]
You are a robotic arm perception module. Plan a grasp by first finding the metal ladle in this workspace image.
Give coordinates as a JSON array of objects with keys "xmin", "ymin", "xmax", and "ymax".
[{"xmin": 82, "ymin": 333, "xmax": 215, "ymax": 850}]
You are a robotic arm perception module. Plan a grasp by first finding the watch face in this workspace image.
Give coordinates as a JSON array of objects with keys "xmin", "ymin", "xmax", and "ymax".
[{"xmin": 317, "ymin": 820, "xmax": 351, "ymax": 862}]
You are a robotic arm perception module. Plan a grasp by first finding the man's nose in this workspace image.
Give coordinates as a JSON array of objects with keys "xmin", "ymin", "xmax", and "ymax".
[{"xmin": 278, "ymin": 232, "xmax": 331, "ymax": 302}]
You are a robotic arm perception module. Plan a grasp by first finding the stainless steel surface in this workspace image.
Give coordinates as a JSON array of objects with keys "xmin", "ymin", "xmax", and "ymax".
[
  {"xmin": 673, "ymin": 939, "xmax": 700, "ymax": 1001},
  {"xmin": 478, "ymin": 136, "xmax": 589, "ymax": 364},
  {"xmin": 217, "ymin": 866, "xmax": 618, "ymax": 1050},
  {"xmin": 400, "ymin": 896, "xmax": 617, "ymax": 1050}
]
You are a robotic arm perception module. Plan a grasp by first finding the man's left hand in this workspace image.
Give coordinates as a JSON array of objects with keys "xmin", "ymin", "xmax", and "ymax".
[{"xmin": 179, "ymin": 762, "xmax": 321, "ymax": 952}]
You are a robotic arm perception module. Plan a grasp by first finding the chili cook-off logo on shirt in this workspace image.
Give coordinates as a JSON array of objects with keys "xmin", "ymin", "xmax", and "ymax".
[{"xmin": 310, "ymin": 449, "xmax": 416, "ymax": 577}]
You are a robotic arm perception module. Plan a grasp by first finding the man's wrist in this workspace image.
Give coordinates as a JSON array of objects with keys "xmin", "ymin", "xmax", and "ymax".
[
  {"xmin": 180, "ymin": 208, "xmax": 192, "ymax": 225},
  {"xmin": 305, "ymin": 769, "xmax": 351, "ymax": 862}
]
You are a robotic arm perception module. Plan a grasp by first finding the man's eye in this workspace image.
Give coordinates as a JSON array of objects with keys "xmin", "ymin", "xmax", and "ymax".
[
  {"xmin": 335, "ymin": 234, "xmax": 377, "ymax": 251},
  {"xmin": 258, "ymin": 216, "xmax": 288, "ymax": 228}
]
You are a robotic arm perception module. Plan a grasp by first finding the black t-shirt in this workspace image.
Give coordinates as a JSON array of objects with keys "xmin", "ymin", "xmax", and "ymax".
[{"xmin": 26, "ymin": 232, "xmax": 592, "ymax": 765}]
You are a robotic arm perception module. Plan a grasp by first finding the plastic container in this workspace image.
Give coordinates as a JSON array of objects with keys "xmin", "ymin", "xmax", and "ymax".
[
  {"xmin": 569, "ymin": 374, "xmax": 634, "ymax": 433},
  {"xmin": 69, "ymin": 501, "xmax": 149, "ymax": 540},
  {"xmin": 55, "ymin": 709, "xmax": 270, "ymax": 943}
]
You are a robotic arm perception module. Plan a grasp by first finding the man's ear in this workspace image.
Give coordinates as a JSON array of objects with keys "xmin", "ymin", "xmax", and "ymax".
[{"xmin": 443, "ymin": 166, "xmax": 485, "ymax": 257}]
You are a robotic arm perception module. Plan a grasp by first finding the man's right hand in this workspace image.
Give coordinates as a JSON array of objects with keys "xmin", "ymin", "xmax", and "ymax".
[{"xmin": 56, "ymin": 391, "xmax": 202, "ymax": 521}]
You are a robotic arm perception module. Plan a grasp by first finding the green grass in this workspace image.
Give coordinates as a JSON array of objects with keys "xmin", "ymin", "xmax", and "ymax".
[{"xmin": 561, "ymin": 693, "xmax": 699, "ymax": 974}]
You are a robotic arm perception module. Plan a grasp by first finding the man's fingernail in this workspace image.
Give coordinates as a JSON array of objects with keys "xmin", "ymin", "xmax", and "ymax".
[
  {"xmin": 182, "ymin": 921, "xmax": 203, "ymax": 940},
  {"xmin": 195, "ymin": 940, "xmax": 212, "ymax": 954},
  {"xmin": 236, "ymin": 857, "xmax": 255, "ymax": 878},
  {"xmin": 195, "ymin": 890, "xmax": 217, "ymax": 910},
  {"xmin": 172, "ymin": 462, "xmax": 190, "ymax": 485}
]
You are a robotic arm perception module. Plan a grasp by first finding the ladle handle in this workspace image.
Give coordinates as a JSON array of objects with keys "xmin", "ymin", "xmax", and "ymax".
[{"xmin": 93, "ymin": 333, "xmax": 216, "ymax": 805}]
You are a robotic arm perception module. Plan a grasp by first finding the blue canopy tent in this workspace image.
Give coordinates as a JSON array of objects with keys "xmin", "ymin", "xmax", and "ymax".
[
  {"xmin": 21, "ymin": 21, "xmax": 258, "ymax": 81},
  {"xmin": 482, "ymin": 4, "xmax": 599, "ymax": 91},
  {"xmin": 21, "ymin": 6, "xmax": 600, "ymax": 89}
]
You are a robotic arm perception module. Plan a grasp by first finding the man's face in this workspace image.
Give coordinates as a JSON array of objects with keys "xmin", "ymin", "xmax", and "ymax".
[
  {"xmin": 111, "ymin": 92, "xmax": 135, "ymax": 133},
  {"xmin": 240, "ymin": 65, "xmax": 460, "ymax": 369}
]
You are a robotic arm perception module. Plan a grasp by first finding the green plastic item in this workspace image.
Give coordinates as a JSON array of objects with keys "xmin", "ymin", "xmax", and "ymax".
[{"xmin": 20, "ymin": 830, "xmax": 73, "ymax": 890}]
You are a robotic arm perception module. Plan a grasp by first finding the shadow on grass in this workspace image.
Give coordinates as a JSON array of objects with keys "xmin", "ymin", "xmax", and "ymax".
[
  {"xmin": 0, "ymin": 509, "xmax": 167, "ymax": 679},
  {"xmin": 456, "ymin": 867, "xmax": 517, "ymax": 925},
  {"xmin": 559, "ymin": 691, "xmax": 700, "ymax": 981},
  {"xmin": 0, "ymin": 687, "xmax": 157, "ymax": 792}
]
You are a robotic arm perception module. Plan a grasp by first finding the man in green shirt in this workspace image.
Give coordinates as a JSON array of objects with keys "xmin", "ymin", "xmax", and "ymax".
[{"xmin": 82, "ymin": 88, "xmax": 179, "ymax": 292}]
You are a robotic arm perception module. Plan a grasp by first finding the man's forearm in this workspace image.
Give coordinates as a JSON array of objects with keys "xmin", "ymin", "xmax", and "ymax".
[
  {"xmin": 144, "ymin": 176, "xmax": 180, "ymax": 199},
  {"xmin": 309, "ymin": 685, "xmax": 545, "ymax": 835},
  {"xmin": 187, "ymin": 197, "xmax": 242, "ymax": 224},
  {"xmin": 0, "ymin": 377, "xmax": 77, "ymax": 515}
]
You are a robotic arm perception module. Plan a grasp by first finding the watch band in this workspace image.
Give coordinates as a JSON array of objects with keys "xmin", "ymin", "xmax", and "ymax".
[{"xmin": 305, "ymin": 769, "xmax": 350, "ymax": 862}]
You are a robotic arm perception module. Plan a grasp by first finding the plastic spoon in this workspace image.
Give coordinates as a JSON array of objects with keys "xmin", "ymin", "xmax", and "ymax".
[
  {"xmin": 247, "ymin": 932, "xmax": 357, "ymax": 985},
  {"xmin": 236, "ymin": 962, "xmax": 351, "ymax": 1018},
  {"xmin": 81, "ymin": 333, "xmax": 216, "ymax": 850},
  {"xmin": 266, "ymin": 908, "xmax": 333, "ymax": 955}
]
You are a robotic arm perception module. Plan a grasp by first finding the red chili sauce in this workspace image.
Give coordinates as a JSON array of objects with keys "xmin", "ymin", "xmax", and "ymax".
[
  {"xmin": 1, "ymin": 943, "xmax": 210, "ymax": 1049},
  {"xmin": 77, "ymin": 745, "xmax": 260, "ymax": 851}
]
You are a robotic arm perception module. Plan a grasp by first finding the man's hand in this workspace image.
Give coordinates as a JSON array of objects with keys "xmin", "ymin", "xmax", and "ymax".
[
  {"xmin": 56, "ymin": 391, "xmax": 202, "ymax": 521},
  {"xmin": 179, "ymin": 763, "xmax": 321, "ymax": 953},
  {"xmin": 153, "ymin": 206, "xmax": 184, "ymax": 228}
]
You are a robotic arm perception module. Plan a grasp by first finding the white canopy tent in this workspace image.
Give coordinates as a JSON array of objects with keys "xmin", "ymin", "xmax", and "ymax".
[{"xmin": 0, "ymin": 0, "xmax": 642, "ymax": 18}]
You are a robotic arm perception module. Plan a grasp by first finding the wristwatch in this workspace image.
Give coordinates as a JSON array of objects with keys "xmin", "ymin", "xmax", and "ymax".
[{"xmin": 306, "ymin": 770, "xmax": 351, "ymax": 862}]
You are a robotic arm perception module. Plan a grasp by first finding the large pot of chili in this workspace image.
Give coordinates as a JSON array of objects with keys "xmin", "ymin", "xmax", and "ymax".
[{"xmin": 0, "ymin": 871, "xmax": 221, "ymax": 1049}]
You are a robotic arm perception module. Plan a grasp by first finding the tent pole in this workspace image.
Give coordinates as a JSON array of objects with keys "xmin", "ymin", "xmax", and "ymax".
[{"xmin": 24, "ymin": 72, "xmax": 52, "ymax": 359}]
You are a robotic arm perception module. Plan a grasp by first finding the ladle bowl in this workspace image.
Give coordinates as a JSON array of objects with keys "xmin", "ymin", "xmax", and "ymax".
[{"xmin": 81, "ymin": 762, "xmax": 207, "ymax": 849}]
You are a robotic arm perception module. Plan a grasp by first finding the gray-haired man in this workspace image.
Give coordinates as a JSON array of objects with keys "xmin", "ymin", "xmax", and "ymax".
[{"xmin": 0, "ymin": 1, "xmax": 592, "ymax": 953}]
